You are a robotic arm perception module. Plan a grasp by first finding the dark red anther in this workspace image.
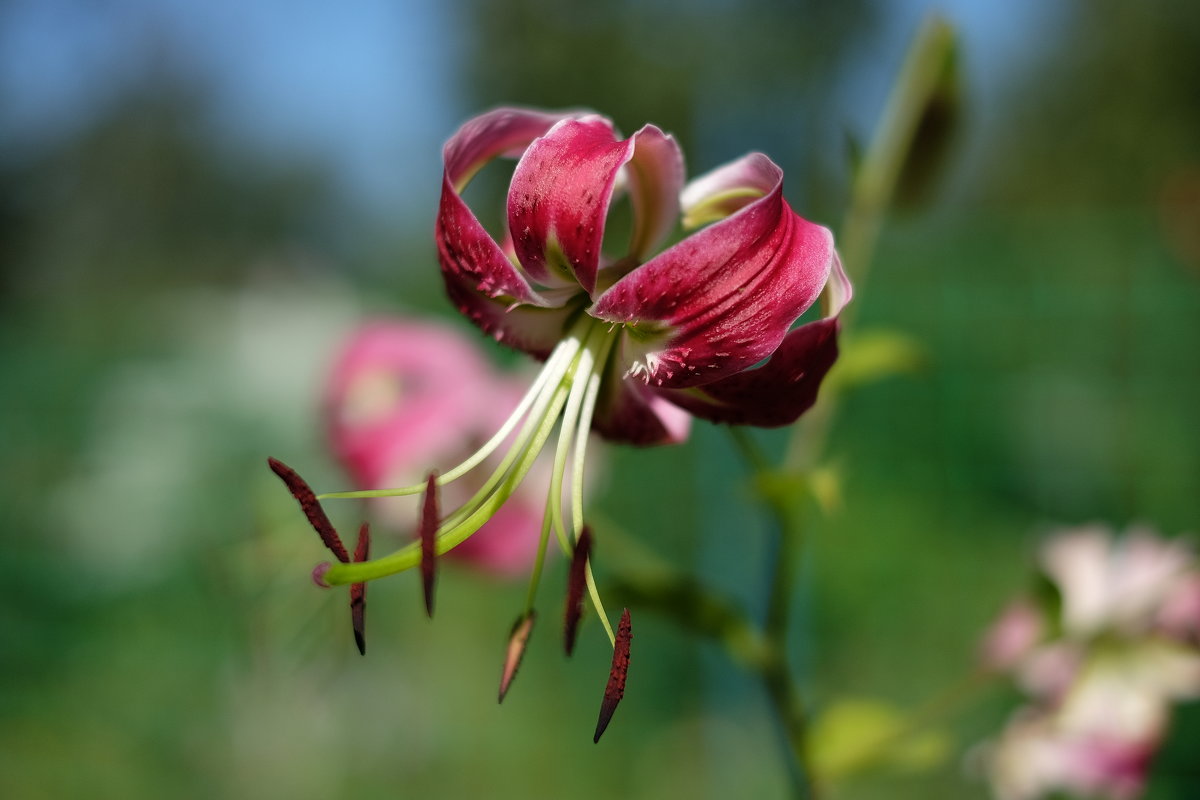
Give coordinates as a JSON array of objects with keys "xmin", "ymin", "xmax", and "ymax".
[
  {"xmin": 563, "ymin": 525, "xmax": 592, "ymax": 656},
  {"xmin": 350, "ymin": 522, "xmax": 370, "ymax": 656},
  {"xmin": 267, "ymin": 457, "xmax": 350, "ymax": 563},
  {"xmin": 498, "ymin": 611, "xmax": 536, "ymax": 703},
  {"xmin": 419, "ymin": 471, "xmax": 439, "ymax": 618},
  {"xmin": 593, "ymin": 608, "xmax": 632, "ymax": 743}
]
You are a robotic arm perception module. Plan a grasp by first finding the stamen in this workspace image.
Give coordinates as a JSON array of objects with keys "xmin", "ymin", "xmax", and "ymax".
[
  {"xmin": 419, "ymin": 471, "xmax": 439, "ymax": 618},
  {"xmin": 268, "ymin": 457, "xmax": 350, "ymax": 563},
  {"xmin": 545, "ymin": 330, "xmax": 598, "ymax": 555},
  {"xmin": 571, "ymin": 354, "xmax": 605, "ymax": 532},
  {"xmin": 350, "ymin": 522, "xmax": 370, "ymax": 655},
  {"xmin": 522, "ymin": 500, "xmax": 556, "ymax": 613},
  {"xmin": 571, "ymin": 333, "xmax": 618, "ymax": 647},
  {"xmin": 593, "ymin": 608, "xmax": 633, "ymax": 743},
  {"xmin": 564, "ymin": 525, "xmax": 593, "ymax": 656},
  {"xmin": 498, "ymin": 611, "xmax": 536, "ymax": 703}
]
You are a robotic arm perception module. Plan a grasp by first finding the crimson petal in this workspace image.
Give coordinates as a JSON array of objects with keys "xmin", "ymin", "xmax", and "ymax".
[
  {"xmin": 590, "ymin": 357, "xmax": 692, "ymax": 446},
  {"xmin": 624, "ymin": 125, "xmax": 685, "ymax": 261},
  {"xmin": 508, "ymin": 117, "xmax": 630, "ymax": 295},
  {"xmin": 592, "ymin": 154, "xmax": 835, "ymax": 390},
  {"xmin": 441, "ymin": 268, "xmax": 578, "ymax": 360},
  {"xmin": 658, "ymin": 318, "xmax": 840, "ymax": 426},
  {"xmin": 437, "ymin": 109, "xmax": 583, "ymax": 356}
]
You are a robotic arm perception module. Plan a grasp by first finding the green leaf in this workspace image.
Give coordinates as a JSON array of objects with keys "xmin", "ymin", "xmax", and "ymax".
[{"xmin": 809, "ymin": 697, "xmax": 951, "ymax": 781}]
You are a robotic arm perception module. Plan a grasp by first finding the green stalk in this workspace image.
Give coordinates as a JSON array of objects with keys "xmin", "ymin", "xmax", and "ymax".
[{"xmin": 727, "ymin": 15, "xmax": 959, "ymax": 798}]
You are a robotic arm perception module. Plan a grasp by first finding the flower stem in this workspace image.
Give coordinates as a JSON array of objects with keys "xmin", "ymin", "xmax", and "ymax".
[
  {"xmin": 730, "ymin": 427, "xmax": 816, "ymax": 800},
  {"xmin": 711, "ymin": 23, "xmax": 960, "ymax": 792}
]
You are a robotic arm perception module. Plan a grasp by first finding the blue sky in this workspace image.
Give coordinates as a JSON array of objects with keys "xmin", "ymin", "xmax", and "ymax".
[{"xmin": 0, "ymin": 0, "xmax": 1065, "ymax": 225}]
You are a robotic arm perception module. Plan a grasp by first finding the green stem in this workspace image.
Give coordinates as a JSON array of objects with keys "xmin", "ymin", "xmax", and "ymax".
[
  {"xmin": 729, "ymin": 427, "xmax": 815, "ymax": 800},
  {"xmin": 723, "ymin": 16, "xmax": 959, "ymax": 795}
]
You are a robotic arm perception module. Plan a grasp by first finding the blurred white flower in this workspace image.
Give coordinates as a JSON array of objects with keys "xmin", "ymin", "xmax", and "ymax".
[
  {"xmin": 51, "ymin": 271, "xmax": 362, "ymax": 590},
  {"xmin": 1041, "ymin": 525, "xmax": 1196, "ymax": 638},
  {"xmin": 978, "ymin": 524, "xmax": 1200, "ymax": 800},
  {"xmin": 985, "ymin": 707, "xmax": 1154, "ymax": 800}
]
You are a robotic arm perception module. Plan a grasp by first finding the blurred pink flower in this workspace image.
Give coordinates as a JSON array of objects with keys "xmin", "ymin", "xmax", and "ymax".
[
  {"xmin": 1156, "ymin": 572, "xmax": 1200, "ymax": 642},
  {"xmin": 978, "ymin": 524, "xmax": 1200, "ymax": 800},
  {"xmin": 985, "ymin": 708, "xmax": 1154, "ymax": 800},
  {"xmin": 324, "ymin": 319, "xmax": 550, "ymax": 576},
  {"xmin": 980, "ymin": 599, "xmax": 1045, "ymax": 672}
]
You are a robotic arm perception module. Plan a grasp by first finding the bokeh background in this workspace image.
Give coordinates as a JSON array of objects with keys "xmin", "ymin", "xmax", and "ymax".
[{"xmin": 2, "ymin": 0, "xmax": 1198, "ymax": 797}]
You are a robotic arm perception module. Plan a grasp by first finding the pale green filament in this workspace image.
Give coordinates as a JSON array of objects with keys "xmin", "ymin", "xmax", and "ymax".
[
  {"xmin": 437, "ymin": 339, "xmax": 584, "ymax": 532},
  {"xmin": 545, "ymin": 325, "xmax": 598, "ymax": 556},
  {"xmin": 520, "ymin": 322, "xmax": 611, "ymax": 623},
  {"xmin": 572, "ymin": 337, "xmax": 616, "ymax": 645},
  {"xmin": 571, "ymin": 343, "xmax": 607, "ymax": 532},
  {"xmin": 522, "ymin": 497, "xmax": 556, "ymax": 615}
]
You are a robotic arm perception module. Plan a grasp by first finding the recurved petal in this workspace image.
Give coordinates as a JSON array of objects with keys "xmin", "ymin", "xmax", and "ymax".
[
  {"xmin": 592, "ymin": 153, "xmax": 836, "ymax": 390},
  {"xmin": 508, "ymin": 116, "xmax": 631, "ymax": 295},
  {"xmin": 655, "ymin": 316, "xmax": 839, "ymax": 427},
  {"xmin": 680, "ymin": 151, "xmax": 781, "ymax": 228},
  {"xmin": 437, "ymin": 171, "xmax": 553, "ymax": 311},
  {"xmin": 437, "ymin": 109, "xmax": 585, "ymax": 331},
  {"xmin": 443, "ymin": 107, "xmax": 579, "ymax": 193},
  {"xmin": 624, "ymin": 125, "xmax": 685, "ymax": 260},
  {"xmin": 652, "ymin": 253, "xmax": 848, "ymax": 426}
]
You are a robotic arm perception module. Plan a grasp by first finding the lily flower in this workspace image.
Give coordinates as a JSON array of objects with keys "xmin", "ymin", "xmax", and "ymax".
[
  {"xmin": 437, "ymin": 107, "xmax": 850, "ymax": 443},
  {"xmin": 272, "ymin": 108, "xmax": 848, "ymax": 737}
]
